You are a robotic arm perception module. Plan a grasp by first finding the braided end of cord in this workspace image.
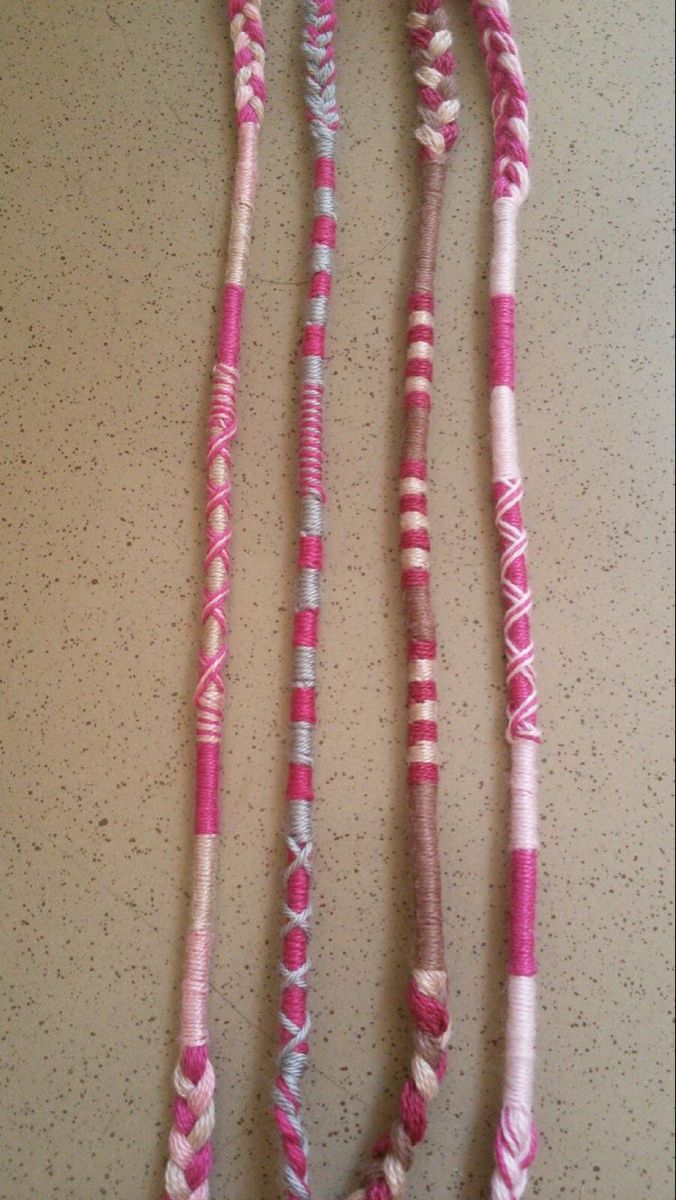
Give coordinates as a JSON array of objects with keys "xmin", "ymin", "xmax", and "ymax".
[
  {"xmin": 471, "ymin": 0, "xmax": 529, "ymax": 202},
  {"xmin": 493, "ymin": 1106, "xmax": 538, "ymax": 1200},
  {"xmin": 347, "ymin": 971, "xmax": 451, "ymax": 1200},
  {"xmin": 304, "ymin": 0, "xmax": 340, "ymax": 139},
  {"xmin": 229, "ymin": 0, "xmax": 267, "ymax": 126},
  {"xmin": 164, "ymin": 1045, "xmax": 216, "ymax": 1200},
  {"xmin": 408, "ymin": 0, "xmax": 459, "ymax": 162}
]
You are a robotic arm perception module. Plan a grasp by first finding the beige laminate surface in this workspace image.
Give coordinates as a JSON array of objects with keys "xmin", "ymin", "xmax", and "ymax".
[{"xmin": 1, "ymin": 1, "xmax": 674, "ymax": 1197}]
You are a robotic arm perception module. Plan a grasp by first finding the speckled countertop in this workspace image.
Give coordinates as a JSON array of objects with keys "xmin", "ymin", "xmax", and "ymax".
[{"xmin": 1, "ymin": 1, "xmax": 674, "ymax": 1197}]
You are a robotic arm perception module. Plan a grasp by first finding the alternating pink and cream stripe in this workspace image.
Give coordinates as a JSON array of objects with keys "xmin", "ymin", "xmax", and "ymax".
[
  {"xmin": 471, "ymin": 2, "xmax": 540, "ymax": 1198},
  {"xmin": 273, "ymin": 3, "xmax": 339, "ymax": 1198},
  {"xmin": 344, "ymin": 5, "xmax": 459, "ymax": 1199},
  {"xmin": 163, "ymin": 5, "xmax": 266, "ymax": 1199}
]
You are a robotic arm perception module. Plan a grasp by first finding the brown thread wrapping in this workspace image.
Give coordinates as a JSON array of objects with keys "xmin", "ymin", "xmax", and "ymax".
[{"xmin": 347, "ymin": 8, "xmax": 458, "ymax": 1189}]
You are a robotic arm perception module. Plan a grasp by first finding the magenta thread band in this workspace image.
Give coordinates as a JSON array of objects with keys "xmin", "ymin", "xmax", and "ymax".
[
  {"xmin": 470, "ymin": 2, "xmax": 541, "ymax": 1198},
  {"xmin": 163, "ymin": 5, "xmax": 266, "ymax": 1200}
]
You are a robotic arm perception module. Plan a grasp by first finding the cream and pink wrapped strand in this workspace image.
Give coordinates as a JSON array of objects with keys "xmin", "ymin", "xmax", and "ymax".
[{"xmin": 163, "ymin": 4, "xmax": 266, "ymax": 1199}]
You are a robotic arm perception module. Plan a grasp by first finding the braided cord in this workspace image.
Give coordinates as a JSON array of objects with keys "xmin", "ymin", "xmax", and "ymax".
[
  {"xmin": 470, "ymin": 3, "xmax": 541, "ymax": 1198},
  {"xmin": 273, "ymin": 3, "xmax": 339, "ymax": 1198},
  {"xmin": 163, "ymin": 5, "xmax": 266, "ymax": 1199},
  {"xmin": 344, "ymin": 6, "xmax": 459, "ymax": 1200}
]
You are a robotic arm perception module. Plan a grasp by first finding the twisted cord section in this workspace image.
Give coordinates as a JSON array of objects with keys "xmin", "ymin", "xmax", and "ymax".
[
  {"xmin": 472, "ymin": 3, "xmax": 540, "ymax": 1196},
  {"xmin": 164, "ymin": 8, "xmax": 266, "ymax": 1199},
  {"xmin": 346, "ymin": 972, "xmax": 451, "ymax": 1200},
  {"xmin": 408, "ymin": 0, "xmax": 459, "ymax": 162},
  {"xmin": 471, "ymin": 0, "xmax": 529, "ymax": 202},
  {"xmin": 230, "ymin": 0, "xmax": 267, "ymax": 126},
  {"xmin": 273, "ymin": 3, "xmax": 339, "ymax": 1198}
]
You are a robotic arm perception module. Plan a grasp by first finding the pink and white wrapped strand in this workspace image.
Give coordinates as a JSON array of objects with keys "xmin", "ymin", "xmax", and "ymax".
[
  {"xmin": 470, "ymin": 2, "xmax": 541, "ymax": 1198},
  {"xmin": 163, "ymin": 4, "xmax": 266, "ymax": 1200}
]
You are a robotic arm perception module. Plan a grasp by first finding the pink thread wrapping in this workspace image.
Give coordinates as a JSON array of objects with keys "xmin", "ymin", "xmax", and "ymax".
[
  {"xmin": 217, "ymin": 282, "xmax": 245, "ymax": 364},
  {"xmin": 310, "ymin": 269, "xmax": 332, "ymax": 298},
  {"xmin": 408, "ymin": 291, "xmax": 434, "ymax": 312},
  {"xmin": 312, "ymin": 214, "xmax": 336, "ymax": 246},
  {"xmin": 302, "ymin": 324, "xmax": 325, "ymax": 357},
  {"xmin": 405, "ymin": 389, "xmax": 432, "ymax": 411},
  {"xmin": 298, "ymin": 535, "xmax": 323, "ymax": 569},
  {"xmin": 293, "ymin": 609, "xmax": 319, "ymax": 646},
  {"xmin": 291, "ymin": 687, "xmax": 316, "ymax": 723},
  {"xmin": 509, "ymin": 849, "xmax": 537, "ymax": 976},
  {"xmin": 195, "ymin": 744, "xmax": 220, "ymax": 835},
  {"xmin": 490, "ymin": 295, "xmax": 516, "ymax": 389},
  {"xmin": 287, "ymin": 763, "xmax": 314, "ymax": 802},
  {"xmin": 314, "ymin": 156, "xmax": 335, "ymax": 188}
]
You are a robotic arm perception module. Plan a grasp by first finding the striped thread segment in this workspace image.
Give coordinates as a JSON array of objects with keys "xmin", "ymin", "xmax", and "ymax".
[
  {"xmin": 163, "ymin": 4, "xmax": 266, "ymax": 1198},
  {"xmin": 273, "ymin": 3, "xmax": 339, "ymax": 1198},
  {"xmin": 345, "ymin": 5, "xmax": 459, "ymax": 1183},
  {"xmin": 345, "ymin": 303, "xmax": 452, "ymax": 1200},
  {"xmin": 471, "ymin": 2, "xmax": 541, "ymax": 1198}
]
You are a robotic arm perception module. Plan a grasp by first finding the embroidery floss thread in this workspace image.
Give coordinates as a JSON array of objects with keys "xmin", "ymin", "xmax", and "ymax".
[
  {"xmin": 160, "ymin": 2, "xmax": 540, "ymax": 1196},
  {"xmin": 163, "ymin": 4, "xmax": 266, "ymax": 1199},
  {"xmin": 343, "ymin": 5, "xmax": 459, "ymax": 1197},
  {"xmin": 272, "ymin": 3, "xmax": 339, "ymax": 1197},
  {"xmin": 470, "ymin": 2, "xmax": 541, "ymax": 1197},
  {"xmin": 273, "ymin": 3, "xmax": 459, "ymax": 1199}
]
